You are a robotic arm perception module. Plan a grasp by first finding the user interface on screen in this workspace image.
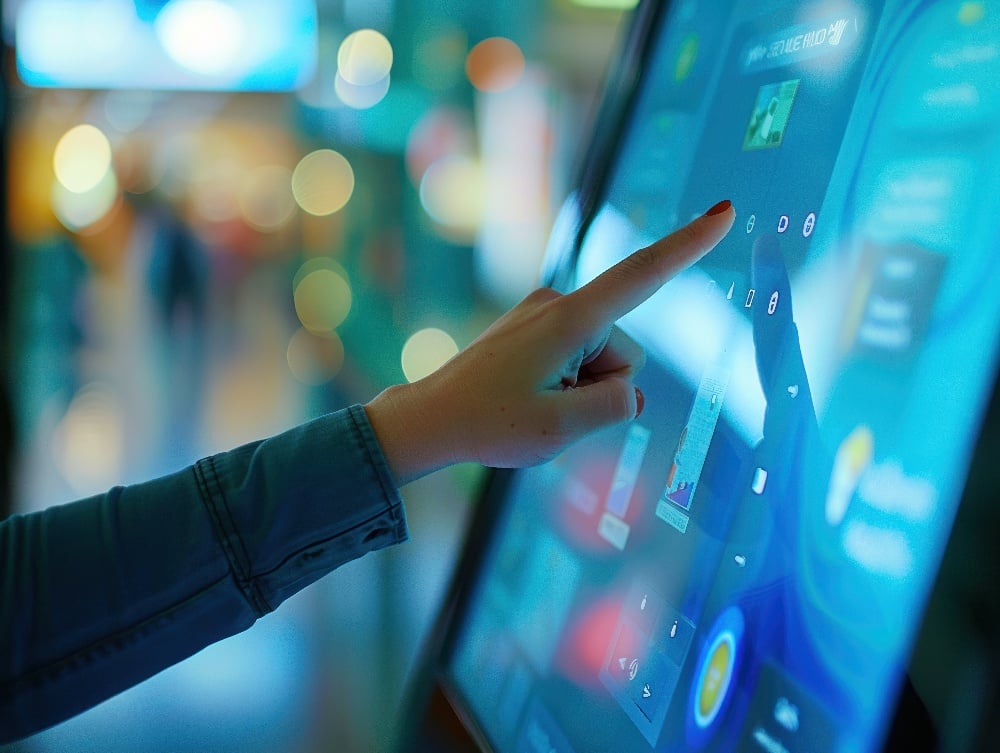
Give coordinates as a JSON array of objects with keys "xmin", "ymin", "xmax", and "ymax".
[{"xmin": 445, "ymin": 1, "xmax": 1000, "ymax": 752}]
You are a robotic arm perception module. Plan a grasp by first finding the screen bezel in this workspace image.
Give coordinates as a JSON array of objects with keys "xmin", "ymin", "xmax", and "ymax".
[{"xmin": 396, "ymin": 2, "xmax": 1000, "ymax": 750}]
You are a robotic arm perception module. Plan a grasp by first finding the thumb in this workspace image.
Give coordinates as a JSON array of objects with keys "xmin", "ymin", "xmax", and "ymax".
[{"xmin": 560, "ymin": 376, "xmax": 639, "ymax": 438}]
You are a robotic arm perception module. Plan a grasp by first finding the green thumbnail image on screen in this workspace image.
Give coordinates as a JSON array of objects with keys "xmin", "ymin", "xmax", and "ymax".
[{"xmin": 743, "ymin": 78, "xmax": 801, "ymax": 150}]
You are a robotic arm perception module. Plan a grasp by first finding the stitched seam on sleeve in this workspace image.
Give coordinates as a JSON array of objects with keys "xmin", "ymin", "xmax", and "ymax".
[
  {"xmin": 349, "ymin": 406, "xmax": 404, "ymax": 526},
  {"xmin": 195, "ymin": 459, "xmax": 271, "ymax": 616},
  {"xmin": 252, "ymin": 501, "xmax": 406, "ymax": 579},
  {"xmin": 205, "ymin": 456, "xmax": 273, "ymax": 615}
]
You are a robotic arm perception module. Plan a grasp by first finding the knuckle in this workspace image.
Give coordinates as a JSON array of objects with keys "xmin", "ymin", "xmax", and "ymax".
[
  {"xmin": 671, "ymin": 221, "xmax": 701, "ymax": 253},
  {"xmin": 621, "ymin": 244, "xmax": 660, "ymax": 277},
  {"xmin": 524, "ymin": 287, "xmax": 561, "ymax": 306}
]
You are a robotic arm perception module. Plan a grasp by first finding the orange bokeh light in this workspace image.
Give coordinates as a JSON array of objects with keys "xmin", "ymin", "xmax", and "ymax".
[{"xmin": 465, "ymin": 36, "xmax": 525, "ymax": 92}]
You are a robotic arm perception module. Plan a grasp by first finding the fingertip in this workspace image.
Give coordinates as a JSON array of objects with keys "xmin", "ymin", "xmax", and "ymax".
[{"xmin": 704, "ymin": 199, "xmax": 733, "ymax": 217}]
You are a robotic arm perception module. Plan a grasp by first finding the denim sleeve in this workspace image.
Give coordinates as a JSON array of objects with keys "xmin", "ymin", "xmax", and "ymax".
[{"xmin": 0, "ymin": 404, "xmax": 408, "ymax": 742}]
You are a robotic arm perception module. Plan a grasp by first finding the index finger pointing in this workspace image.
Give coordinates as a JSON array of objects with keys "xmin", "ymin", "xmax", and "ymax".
[{"xmin": 567, "ymin": 200, "xmax": 736, "ymax": 325}]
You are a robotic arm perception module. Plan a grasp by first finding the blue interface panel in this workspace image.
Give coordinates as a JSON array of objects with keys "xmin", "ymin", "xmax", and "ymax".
[{"xmin": 447, "ymin": 2, "xmax": 1000, "ymax": 752}]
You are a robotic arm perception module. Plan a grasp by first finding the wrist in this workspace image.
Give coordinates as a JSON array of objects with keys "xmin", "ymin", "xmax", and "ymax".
[{"xmin": 363, "ymin": 379, "xmax": 464, "ymax": 485}]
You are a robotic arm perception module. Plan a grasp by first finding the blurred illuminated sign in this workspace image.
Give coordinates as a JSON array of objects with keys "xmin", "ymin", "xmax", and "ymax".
[{"xmin": 16, "ymin": 0, "xmax": 318, "ymax": 91}]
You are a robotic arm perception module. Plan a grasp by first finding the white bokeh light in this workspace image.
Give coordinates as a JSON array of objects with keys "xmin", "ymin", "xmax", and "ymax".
[
  {"xmin": 401, "ymin": 328, "xmax": 459, "ymax": 383},
  {"xmin": 156, "ymin": 0, "xmax": 245, "ymax": 76}
]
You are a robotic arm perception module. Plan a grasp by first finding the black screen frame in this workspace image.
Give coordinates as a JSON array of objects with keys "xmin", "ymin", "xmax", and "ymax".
[{"xmin": 396, "ymin": 2, "xmax": 1000, "ymax": 750}]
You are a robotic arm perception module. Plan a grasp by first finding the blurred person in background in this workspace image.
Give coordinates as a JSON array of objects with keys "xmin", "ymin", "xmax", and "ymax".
[{"xmin": 0, "ymin": 201, "xmax": 736, "ymax": 742}]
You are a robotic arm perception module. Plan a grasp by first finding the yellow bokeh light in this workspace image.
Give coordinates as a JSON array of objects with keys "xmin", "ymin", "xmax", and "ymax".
[
  {"xmin": 401, "ymin": 328, "xmax": 459, "ymax": 383},
  {"xmin": 51, "ymin": 170, "xmax": 120, "ymax": 232},
  {"xmin": 338, "ymin": 29, "xmax": 394, "ymax": 86},
  {"xmin": 465, "ymin": 37, "xmax": 525, "ymax": 93},
  {"xmin": 53, "ymin": 124, "xmax": 113, "ymax": 194},
  {"xmin": 419, "ymin": 155, "xmax": 484, "ymax": 239},
  {"xmin": 293, "ymin": 261, "xmax": 352, "ymax": 332},
  {"xmin": 53, "ymin": 383, "xmax": 125, "ymax": 496},
  {"xmin": 287, "ymin": 328, "xmax": 346, "ymax": 386},
  {"xmin": 292, "ymin": 149, "xmax": 355, "ymax": 216},
  {"xmin": 334, "ymin": 71, "xmax": 391, "ymax": 109},
  {"xmin": 238, "ymin": 164, "xmax": 297, "ymax": 232}
]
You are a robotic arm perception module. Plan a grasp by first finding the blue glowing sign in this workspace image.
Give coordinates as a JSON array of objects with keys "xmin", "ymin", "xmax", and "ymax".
[{"xmin": 15, "ymin": 0, "xmax": 317, "ymax": 91}]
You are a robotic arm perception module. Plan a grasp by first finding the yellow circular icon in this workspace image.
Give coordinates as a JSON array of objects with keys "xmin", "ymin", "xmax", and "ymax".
[{"xmin": 698, "ymin": 638, "xmax": 731, "ymax": 718}]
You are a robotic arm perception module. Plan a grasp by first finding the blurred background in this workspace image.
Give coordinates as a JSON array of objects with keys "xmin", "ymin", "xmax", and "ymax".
[{"xmin": 0, "ymin": 0, "xmax": 635, "ymax": 750}]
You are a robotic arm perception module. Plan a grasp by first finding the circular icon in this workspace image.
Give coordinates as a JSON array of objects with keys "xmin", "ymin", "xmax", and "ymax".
[
  {"xmin": 685, "ymin": 606, "xmax": 745, "ymax": 748},
  {"xmin": 695, "ymin": 632, "xmax": 734, "ymax": 727},
  {"xmin": 746, "ymin": 214, "xmax": 756, "ymax": 233},
  {"xmin": 802, "ymin": 212, "xmax": 816, "ymax": 237},
  {"xmin": 777, "ymin": 214, "xmax": 789, "ymax": 233}
]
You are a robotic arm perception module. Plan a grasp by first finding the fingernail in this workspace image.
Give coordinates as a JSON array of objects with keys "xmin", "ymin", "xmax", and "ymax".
[
  {"xmin": 634, "ymin": 386, "xmax": 644, "ymax": 418},
  {"xmin": 704, "ymin": 199, "xmax": 732, "ymax": 217}
]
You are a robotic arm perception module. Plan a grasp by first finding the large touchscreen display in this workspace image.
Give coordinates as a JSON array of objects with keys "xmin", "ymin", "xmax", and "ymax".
[{"xmin": 445, "ymin": 1, "xmax": 1000, "ymax": 752}]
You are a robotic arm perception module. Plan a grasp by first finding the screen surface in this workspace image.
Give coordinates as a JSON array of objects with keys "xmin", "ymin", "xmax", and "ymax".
[{"xmin": 444, "ymin": 2, "xmax": 1000, "ymax": 752}]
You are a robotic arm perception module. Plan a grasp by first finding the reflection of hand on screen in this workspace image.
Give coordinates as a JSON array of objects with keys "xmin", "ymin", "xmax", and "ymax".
[{"xmin": 747, "ymin": 232, "xmax": 829, "ymax": 547}]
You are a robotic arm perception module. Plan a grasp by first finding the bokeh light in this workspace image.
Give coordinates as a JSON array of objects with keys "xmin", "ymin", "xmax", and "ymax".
[
  {"xmin": 52, "ymin": 170, "xmax": 120, "ymax": 232},
  {"xmin": 337, "ymin": 29, "xmax": 393, "ymax": 86},
  {"xmin": 287, "ymin": 328, "xmax": 346, "ymax": 385},
  {"xmin": 465, "ymin": 37, "xmax": 525, "ymax": 92},
  {"xmin": 292, "ymin": 149, "xmax": 355, "ymax": 216},
  {"xmin": 53, "ymin": 383, "xmax": 125, "ymax": 496},
  {"xmin": 418, "ymin": 155, "xmax": 484, "ymax": 239},
  {"xmin": 401, "ymin": 327, "xmax": 459, "ymax": 383},
  {"xmin": 293, "ymin": 259, "xmax": 352, "ymax": 332},
  {"xmin": 156, "ymin": 0, "xmax": 246, "ymax": 76},
  {"xmin": 238, "ymin": 164, "xmax": 297, "ymax": 232},
  {"xmin": 53, "ymin": 124, "xmax": 113, "ymax": 194},
  {"xmin": 404, "ymin": 107, "xmax": 475, "ymax": 186},
  {"xmin": 334, "ymin": 71, "xmax": 391, "ymax": 109}
]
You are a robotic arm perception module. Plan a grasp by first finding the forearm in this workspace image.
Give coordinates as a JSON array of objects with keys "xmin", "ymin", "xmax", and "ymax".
[{"xmin": 0, "ymin": 405, "xmax": 407, "ymax": 742}]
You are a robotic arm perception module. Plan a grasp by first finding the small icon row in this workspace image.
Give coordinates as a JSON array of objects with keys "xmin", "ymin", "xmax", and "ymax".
[
  {"xmin": 745, "ymin": 211, "xmax": 817, "ymax": 237},
  {"xmin": 725, "ymin": 282, "xmax": 780, "ymax": 314}
]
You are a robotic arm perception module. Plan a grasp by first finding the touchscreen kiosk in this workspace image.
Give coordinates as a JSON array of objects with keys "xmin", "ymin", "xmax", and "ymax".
[{"xmin": 420, "ymin": 1, "xmax": 1000, "ymax": 751}]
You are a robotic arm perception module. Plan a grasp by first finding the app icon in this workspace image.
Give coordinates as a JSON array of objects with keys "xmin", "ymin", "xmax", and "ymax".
[
  {"xmin": 743, "ymin": 79, "xmax": 801, "ymax": 150},
  {"xmin": 777, "ymin": 214, "xmax": 789, "ymax": 233},
  {"xmin": 674, "ymin": 34, "xmax": 699, "ymax": 83},
  {"xmin": 727, "ymin": 281, "xmax": 735, "ymax": 300},
  {"xmin": 751, "ymin": 467, "xmax": 768, "ymax": 495},
  {"xmin": 745, "ymin": 289, "xmax": 755, "ymax": 308},
  {"xmin": 802, "ymin": 212, "xmax": 816, "ymax": 237},
  {"xmin": 687, "ymin": 606, "xmax": 744, "ymax": 743},
  {"xmin": 774, "ymin": 697, "xmax": 800, "ymax": 732},
  {"xmin": 746, "ymin": 214, "xmax": 756, "ymax": 233},
  {"xmin": 787, "ymin": 384, "xmax": 799, "ymax": 399},
  {"xmin": 825, "ymin": 425, "xmax": 873, "ymax": 526},
  {"xmin": 734, "ymin": 554, "xmax": 747, "ymax": 567},
  {"xmin": 767, "ymin": 290, "xmax": 779, "ymax": 315}
]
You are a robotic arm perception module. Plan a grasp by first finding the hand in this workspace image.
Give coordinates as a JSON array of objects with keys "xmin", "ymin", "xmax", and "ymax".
[{"xmin": 365, "ymin": 200, "xmax": 736, "ymax": 484}]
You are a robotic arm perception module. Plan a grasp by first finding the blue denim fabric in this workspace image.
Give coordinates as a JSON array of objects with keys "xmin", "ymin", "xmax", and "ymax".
[{"xmin": 0, "ymin": 405, "xmax": 408, "ymax": 741}]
